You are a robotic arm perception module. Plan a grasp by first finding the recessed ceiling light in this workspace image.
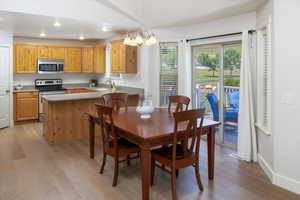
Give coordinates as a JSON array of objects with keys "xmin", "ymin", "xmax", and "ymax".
[
  {"xmin": 40, "ymin": 32, "xmax": 46, "ymax": 37},
  {"xmin": 54, "ymin": 21, "xmax": 61, "ymax": 27},
  {"xmin": 79, "ymin": 36, "xmax": 85, "ymax": 40},
  {"xmin": 102, "ymin": 26, "xmax": 108, "ymax": 32}
]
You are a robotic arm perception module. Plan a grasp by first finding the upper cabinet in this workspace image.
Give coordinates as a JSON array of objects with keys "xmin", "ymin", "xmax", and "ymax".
[
  {"xmin": 13, "ymin": 43, "xmax": 106, "ymax": 74},
  {"xmin": 110, "ymin": 40, "xmax": 137, "ymax": 73},
  {"xmin": 82, "ymin": 46, "xmax": 94, "ymax": 73},
  {"xmin": 94, "ymin": 45, "xmax": 106, "ymax": 73},
  {"xmin": 50, "ymin": 47, "xmax": 65, "ymax": 59},
  {"xmin": 65, "ymin": 47, "xmax": 82, "ymax": 73},
  {"xmin": 38, "ymin": 45, "xmax": 51, "ymax": 59},
  {"xmin": 14, "ymin": 43, "xmax": 38, "ymax": 73},
  {"xmin": 38, "ymin": 46, "xmax": 65, "ymax": 59}
]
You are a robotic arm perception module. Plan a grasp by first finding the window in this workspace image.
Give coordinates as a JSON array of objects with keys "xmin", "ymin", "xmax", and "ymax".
[
  {"xmin": 263, "ymin": 28, "xmax": 269, "ymax": 126},
  {"xmin": 159, "ymin": 43, "xmax": 178, "ymax": 106},
  {"xmin": 257, "ymin": 25, "xmax": 272, "ymax": 134}
]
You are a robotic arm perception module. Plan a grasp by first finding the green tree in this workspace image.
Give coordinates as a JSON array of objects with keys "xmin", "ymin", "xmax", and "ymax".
[
  {"xmin": 197, "ymin": 53, "xmax": 219, "ymax": 77},
  {"xmin": 224, "ymin": 48, "xmax": 241, "ymax": 76}
]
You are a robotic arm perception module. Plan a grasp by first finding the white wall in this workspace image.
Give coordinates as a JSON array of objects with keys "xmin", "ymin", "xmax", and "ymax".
[
  {"xmin": 154, "ymin": 12, "xmax": 256, "ymax": 41},
  {"xmin": 272, "ymin": 0, "xmax": 300, "ymax": 194}
]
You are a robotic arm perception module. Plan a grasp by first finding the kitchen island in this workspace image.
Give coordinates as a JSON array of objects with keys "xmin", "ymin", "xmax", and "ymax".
[{"xmin": 42, "ymin": 86, "xmax": 143, "ymax": 144}]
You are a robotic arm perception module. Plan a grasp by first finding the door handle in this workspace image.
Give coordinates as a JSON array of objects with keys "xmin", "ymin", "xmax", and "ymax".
[{"xmin": 5, "ymin": 89, "xmax": 10, "ymax": 93}]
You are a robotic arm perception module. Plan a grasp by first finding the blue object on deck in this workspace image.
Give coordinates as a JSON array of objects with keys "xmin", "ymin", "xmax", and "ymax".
[
  {"xmin": 227, "ymin": 91, "xmax": 240, "ymax": 110},
  {"xmin": 206, "ymin": 93, "xmax": 238, "ymax": 122}
]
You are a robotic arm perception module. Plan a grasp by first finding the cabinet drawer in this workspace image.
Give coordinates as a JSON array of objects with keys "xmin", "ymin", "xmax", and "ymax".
[{"xmin": 16, "ymin": 92, "xmax": 38, "ymax": 99}]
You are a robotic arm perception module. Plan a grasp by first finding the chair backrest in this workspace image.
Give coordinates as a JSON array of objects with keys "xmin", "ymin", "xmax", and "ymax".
[
  {"xmin": 227, "ymin": 91, "xmax": 240, "ymax": 109},
  {"xmin": 168, "ymin": 95, "xmax": 190, "ymax": 112},
  {"xmin": 206, "ymin": 93, "xmax": 219, "ymax": 121},
  {"xmin": 102, "ymin": 93, "xmax": 128, "ymax": 111},
  {"xmin": 95, "ymin": 103, "xmax": 117, "ymax": 152},
  {"xmin": 172, "ymin": 109, "xmax": 205, "ymax": 162}
]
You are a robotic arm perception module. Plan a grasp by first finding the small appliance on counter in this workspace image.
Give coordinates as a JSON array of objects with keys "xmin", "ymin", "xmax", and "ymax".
[
  {"xmin": 14, "ymin": 84, "xmax": 23, "ymax": 91},
  {"xmin": 35, "ymin": 79, "xmax": 66, "ymax": 120}
]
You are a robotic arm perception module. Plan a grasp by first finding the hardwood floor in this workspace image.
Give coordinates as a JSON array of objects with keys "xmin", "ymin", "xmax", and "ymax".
[{"xmin": 0, "ymin": 123, "xmax": 299, "ymax": 200}]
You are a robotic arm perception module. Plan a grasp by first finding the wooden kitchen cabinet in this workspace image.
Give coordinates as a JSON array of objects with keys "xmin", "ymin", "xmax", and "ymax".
[
  {"xmin": 93, "ymin": 45, "xmax": 106, "ymax": 73},
  {"xmin": 38, "ymin": 45, "xmax": 51, "ymax": 59},
  {"xmin": 110, "ymin": 40, "xmax": 137, "ymax": 73},
  {"xmin": 65, "ymin": 47, "xmax": 82, "ymax": 73},
  {"xmin": 38, "ymin": 46, "xmax": 65, "ymax": 60},
  {"xmin": 50, "ymin": 46, "xmax": 65, "ymax": 59},
  {"xmin": 14, "ymin": 44, "xmax": 38, "ymax": 73},
  {"xmin": 14, "ymin": 42, "xmax": 107, "ymax": 74},
  {"xmin": 14, "ymin": 92, "xmax": 38, "ymax": 121},
  {"xmin": 66, "ymin": 88, "xmax": 97, "ymax": 94},
  {"xmin": 82, "ymin": 46, "xmax": 94, "ymax": 73}
]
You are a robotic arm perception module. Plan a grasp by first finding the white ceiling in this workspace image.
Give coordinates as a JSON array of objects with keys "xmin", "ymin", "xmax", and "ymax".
[
  {"xmin": 97, "ymin": 0, "xmax": 266, "ymax": 28},
  {"xmin": 0, "ymin": 10, "xmax": 127, "ymax": 40},
  {"xmin": 0, "ymin": 0, "xmax": 266, "ymax": 40},
  {"xmin": 0, "ymin": 0, "xmax": 139, "ymax": 40}
]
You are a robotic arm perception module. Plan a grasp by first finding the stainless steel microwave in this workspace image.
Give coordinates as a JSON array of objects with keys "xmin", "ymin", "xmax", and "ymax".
[{"xmin": 37, "ymin": 59, "xmax": 64, "ymax": 74}]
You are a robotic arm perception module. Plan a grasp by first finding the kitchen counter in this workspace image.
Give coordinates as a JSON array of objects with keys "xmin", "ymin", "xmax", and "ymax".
[
  {"xmin": 42, "ymin": 84, "xmax": 143, "ymax": 144},
  {"xmin": 42, "ymin": 85, "xmax": 143, "ymax": 102},
  {"xmin": 13, "ymin": 86, "xmax": 38, "ymax": 93}
]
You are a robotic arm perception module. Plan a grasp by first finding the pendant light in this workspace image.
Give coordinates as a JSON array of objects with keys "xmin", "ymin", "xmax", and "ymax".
[{"xmin": 123, "ymin": 0, "xmax": 157, "ymax": 46}]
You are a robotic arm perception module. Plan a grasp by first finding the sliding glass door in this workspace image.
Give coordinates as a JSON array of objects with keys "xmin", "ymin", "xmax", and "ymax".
[{"xmin": 192, "ymin": 43, "xmax": 241, "ymax": 147}]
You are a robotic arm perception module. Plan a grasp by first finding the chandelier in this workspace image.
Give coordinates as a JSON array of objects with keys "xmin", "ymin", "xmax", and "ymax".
[{"xmin": 123, "ymin": 31, "xmax": 157, "ymax": 46}]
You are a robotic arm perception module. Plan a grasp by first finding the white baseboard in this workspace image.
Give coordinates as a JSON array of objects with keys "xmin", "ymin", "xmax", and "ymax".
[
  {"xmin": 258, "ymin": 154, "xmax": 300, "ymax": 195},
  {"xmin": 273, "ymin": 173, "xmax": 300, "ymax": 195},
  {"xmin": 257, "ymin": 154, "xmax": 274, "ymax": 182}
]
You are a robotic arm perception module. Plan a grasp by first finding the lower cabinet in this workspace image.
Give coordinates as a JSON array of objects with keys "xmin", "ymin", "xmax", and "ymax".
[{"xmin": 14, "ymin": 92, "xmax": 38, "ymax": 121}]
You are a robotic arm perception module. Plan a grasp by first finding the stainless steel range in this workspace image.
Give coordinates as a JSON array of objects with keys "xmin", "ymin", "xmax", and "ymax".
[{"xmin": 35, "ymin": 79, "xmax": 66, "ymax": 120}]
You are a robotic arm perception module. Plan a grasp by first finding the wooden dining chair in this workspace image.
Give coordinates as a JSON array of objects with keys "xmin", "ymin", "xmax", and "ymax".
[
  {"xmin": 95, "ymin": 103, "xmax": 140, "ymax": 187},
  {"xmin": 168, "ymin": 95, "xmax": 190, "ymax": 112},
  {"xmin": 102, "ymin": 93, "xmax": 129, "ymax": 112},
  {"xmin": 151, "ymin": 108, "xmax": 205, "ymax": 200}
]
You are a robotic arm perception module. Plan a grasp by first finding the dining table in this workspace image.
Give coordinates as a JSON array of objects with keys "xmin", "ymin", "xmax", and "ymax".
[{"xmin": 86, "ymin": 107, "xmax": 221, "ymax": 200}]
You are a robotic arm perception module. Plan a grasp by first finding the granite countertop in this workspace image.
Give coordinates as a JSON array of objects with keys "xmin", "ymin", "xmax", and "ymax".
[
  {"xmin": 14, "ymin": 83, "xmax": 143, "ymax": 94},
  {"xmin": 42, "ymin": 84, "xmax": 144, "ymax": 102},
  {"xmin": 13, "ymin": 86, "xmax": 38, "ymax": 93}
]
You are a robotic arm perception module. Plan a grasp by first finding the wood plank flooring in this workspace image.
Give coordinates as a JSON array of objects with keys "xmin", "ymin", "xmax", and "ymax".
[{"xmin": 0, "ymin": 123, "xmax": 299, "ymax": 200}]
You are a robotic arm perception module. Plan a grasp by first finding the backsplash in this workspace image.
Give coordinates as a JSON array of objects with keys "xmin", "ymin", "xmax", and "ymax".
[{"xmin": 14, "ymin": 74, "xmax": 98, "ymax": 86}]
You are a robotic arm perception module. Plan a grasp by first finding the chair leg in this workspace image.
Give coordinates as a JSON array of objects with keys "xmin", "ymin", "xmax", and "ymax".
[
  {"xmin": 99, "ymin": 152, "xmax": 107, "ymax": 174},
  {"xmin": 127, "ymin": 155, "xmax": 131, "ymax": 166},
  {"xmin": 171, "ymin": 168, "xmax": 177, "ymax": 200},
  {"xmin": 176, "ymin": 169, "xmax": 179, "ymax": 177},
  {"xmin": 151, "ymin": 158, "xmax": 155, "ymax": 186},
  {"xmin": 194, "ymin": 162, "xmax": 204, "ymax": 191},
  {"xmin": 112, "ymin": 157, "xmax": 119, "ymax": 187}
]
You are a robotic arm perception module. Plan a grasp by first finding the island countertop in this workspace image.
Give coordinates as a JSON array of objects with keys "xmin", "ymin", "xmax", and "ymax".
[{"xmin": 42, "ymin": 85, "xmax": 144, "ymax": 102}]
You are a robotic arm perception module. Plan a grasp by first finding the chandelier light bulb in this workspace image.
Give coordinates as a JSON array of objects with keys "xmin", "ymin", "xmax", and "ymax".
[{"xmin": 135, "ymin": 33, "xmax": 144, "ymax": 45}]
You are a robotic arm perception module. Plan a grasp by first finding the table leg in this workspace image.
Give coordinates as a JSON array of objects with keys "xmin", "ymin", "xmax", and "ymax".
[
  {"xmin": 140, "ymin": 145, "xmax": 151, "ymax": 200},
  {"xmin": 89, "ymin": 116, "xmax": 95, "ymax": 159},
  {"xmin": 207, "ymin": 126, "xmax": 215, "ymax": 180}
]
